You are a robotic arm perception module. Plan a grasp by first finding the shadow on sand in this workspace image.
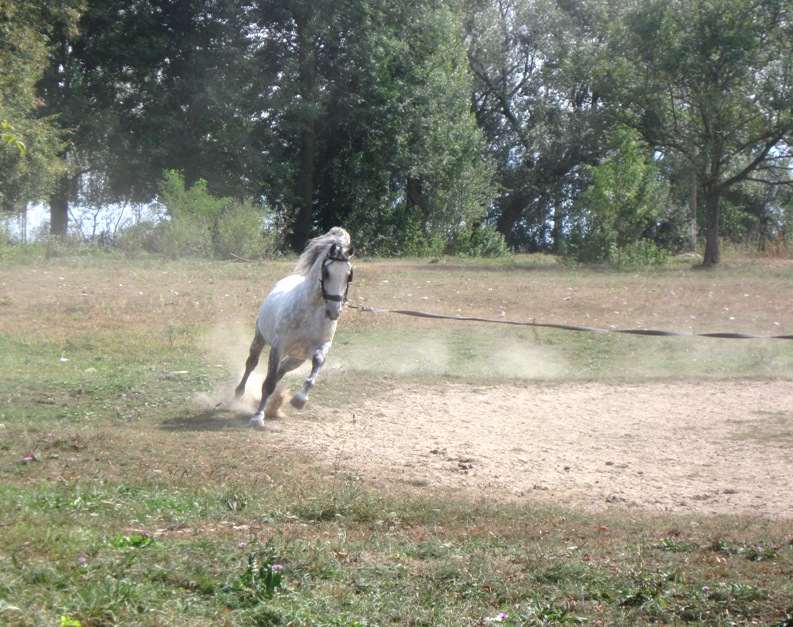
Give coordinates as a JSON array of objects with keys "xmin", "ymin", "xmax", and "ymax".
[{"xmin": 160, "ymin": 405, "xmax": 251, "ymax": 432}]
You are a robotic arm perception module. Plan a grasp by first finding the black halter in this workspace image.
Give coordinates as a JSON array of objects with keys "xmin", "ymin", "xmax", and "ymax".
[{"xmin": 320, "ymin": 251, "xmax": 354, "ymax": 304}]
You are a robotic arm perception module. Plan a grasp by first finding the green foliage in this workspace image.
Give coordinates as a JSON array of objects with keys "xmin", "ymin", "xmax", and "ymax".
[
  {"xmin": 244, "ymin": 0, "xmax": 495, "ymax": 255},
  {"xmin": 468, "ymin": 0, "xmax": 614, "ymax": 253},
  {"xmin": 567, "ymin": 129, "xmax": 670, "ymax": 265},
  {"xmin": 215, "ymin": 201, "xmax": 279, "ymax": 261},
  {"xmin": 159, "ymin": 170, "xmax": 230, "ymax": 226},
  {"xmin": 115, "ymin": 171, "xmax": 278, "ymax": 259},
  {"xmin": 107, "ymin": 533, "xmax": 154, "ymax": 549},
  {"xmin": 5, "ymin": 0, "xmax": 793, "ymax": 259},
  {"xmin": 612, "ymin": 239, "xmax": 669, "ymax": 268},
  {"xmin": 1, "ymin": 120, "xmax": 25, "ymax": 154},
  {"xmin": 604, "ymin": 0, "xmax": 793, "ymax": 264},
  {"xmin": 113, "ymin": 220, "xmax": 160, "ymax": 256},
  {"xmin": 237, "ymin": 545, "xmax": 283, "ymax": 599},
  {"xmin": 157, "ymin": 216, "xmax": 215, "ymax": 259},
  {"xmin": 0, "ymin": 0, "xmax": 82, "ymax": 211}
]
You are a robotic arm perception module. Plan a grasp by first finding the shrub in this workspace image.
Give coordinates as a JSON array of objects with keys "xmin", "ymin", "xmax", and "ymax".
[
  {"xmin": 157, "ymin": 216, "xmax": 215, "ymax": 259},
  {"xmin": 114, "ymin": 221, "xmax": 160, "ymax": 256},
  {"xmin": 215, "ymin": 201, "xmax": 279, "ymax": 260},
  {"xmin": 115, "ymin": 171, "xmax": 279, "ymax": 260}
]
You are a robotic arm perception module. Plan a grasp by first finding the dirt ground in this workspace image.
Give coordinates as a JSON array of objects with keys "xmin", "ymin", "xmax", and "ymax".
[
  {"xmin": 4, "ymin": 257, "xmax": 793, "ymax": 519},
  {"xmin": 233, "ymin": 378, "xmax": 793, "ymax": 519}
]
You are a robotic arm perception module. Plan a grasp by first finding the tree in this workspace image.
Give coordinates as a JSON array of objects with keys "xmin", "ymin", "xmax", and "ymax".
[
  {"xmin": 38, "ymin": 0, "xmax": 257, "ymax": 236},
  {"xmin": 465, "ymin": 0, "xmax": 612, "ymax": 251},
  {"xmin": 0, "ymin": 1, "xmax": 82, "ymax": 215},
  {"xmin": 568, "ymin": 127, "xmax": 671, "ymax": 263},
  {"xmin": 604, "ymin": 0, "xmax": 793, "ymax": 265},
  {"xmin": 248, "ymin": 0, "xmax": 494, "ymax": 254}
]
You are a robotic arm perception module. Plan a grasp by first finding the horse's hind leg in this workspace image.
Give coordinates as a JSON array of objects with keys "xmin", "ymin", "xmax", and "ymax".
[
  {"xmin": 235, "ymin": 331, "xmax": 266, "ymax": 400},
  {"xmin": 249, "ymin": 348, "xmax": 282, "ymax": 429}
]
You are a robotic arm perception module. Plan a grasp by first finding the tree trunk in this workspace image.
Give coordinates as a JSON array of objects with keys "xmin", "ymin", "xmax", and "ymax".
[
  {"xmin": 496, "ymin": 190, "xmax": 528, "ymax": 250},
  {"xmin": 49, "ymin": 176, "xmax": 70, "ymax": 237},
  {"xmin": 288, "ymin": 13, "xmax": 316, "ymax": 253},
  {"xmin": 702, "ymin": 183, "xmax": 721, "ymax": 265},
  {"xmin": 688, "ymin": 170, "xmax": 697, "ymax": 253},
  {"xmin": 291, "ymin": 125, "xmax": 315, "ymax": 251}
]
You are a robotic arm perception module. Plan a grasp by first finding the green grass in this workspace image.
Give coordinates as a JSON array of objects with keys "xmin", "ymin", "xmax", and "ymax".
[
  {"xmin": 2, "ymin": 475, "xmax": 792, "ymax": 625},
  {"xmin": 1, "ymin": 254, "xmax": 793, "ymax": 625}
]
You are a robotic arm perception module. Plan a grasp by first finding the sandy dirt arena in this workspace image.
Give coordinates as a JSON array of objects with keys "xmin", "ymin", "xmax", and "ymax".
[
  {"xmin": 251, "ymin": 379, "xmax": 793, "ymax": 518},
  {"xmin": 5, "ymin": 258, "xmax": 791, "ymax": 520}
]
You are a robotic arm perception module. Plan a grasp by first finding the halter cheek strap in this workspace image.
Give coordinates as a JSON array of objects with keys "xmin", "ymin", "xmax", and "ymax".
[{"xmin": 320, "ymin": 253, "xmax": 354, "ymax": 304}]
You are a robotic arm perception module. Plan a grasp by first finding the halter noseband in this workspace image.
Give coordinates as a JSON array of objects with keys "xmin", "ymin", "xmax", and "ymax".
[{"xmin": 320, "ymin": 251, "xmax": 354, "ymax": 304}]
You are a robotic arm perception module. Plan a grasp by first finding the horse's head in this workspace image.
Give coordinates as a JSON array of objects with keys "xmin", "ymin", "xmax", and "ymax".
[{"xmin": 320, "ymin": 242, "xmax": 355, "ymax": 320}]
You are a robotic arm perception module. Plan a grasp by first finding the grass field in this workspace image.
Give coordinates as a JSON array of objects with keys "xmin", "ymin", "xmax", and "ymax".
[{"xmin": 1, "ymin": 251, "xmax": 792, "ymax": 626}]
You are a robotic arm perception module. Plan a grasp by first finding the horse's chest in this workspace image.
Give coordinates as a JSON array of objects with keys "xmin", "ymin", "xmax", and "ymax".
[{"xmin": 259, "ymin": 295, "xmax": 336, "ymax": 358}]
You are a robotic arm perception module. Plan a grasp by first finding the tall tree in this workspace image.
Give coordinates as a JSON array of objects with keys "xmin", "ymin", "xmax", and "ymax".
[
  {"xmin": 604, "ymin": 0, "xmax": 793, "ymax": 265},
  {"xmin": 249, "ymin": 0, "xmax": 494, "ymax": 253},
  {"xmin": 0, "ymin": 1, "xmax": 81, "ymax": 215},
  {"xmin": 39, "ymin": 0, "xmax": 256, "ymax": 236},
  {"xmin": 465, "ymin": 0, "xmax": 611, "ymax": 251}
]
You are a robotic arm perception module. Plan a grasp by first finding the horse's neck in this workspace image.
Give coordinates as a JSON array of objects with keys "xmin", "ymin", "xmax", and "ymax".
[{"xmin": 296, "ymin": 259, "xmax": 324, "ymax": 304}]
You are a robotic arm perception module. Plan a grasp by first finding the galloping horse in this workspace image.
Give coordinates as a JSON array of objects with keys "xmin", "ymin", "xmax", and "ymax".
[{"xmin": 235, "ymin": 227, "xmax": 355, "ymax": 429}]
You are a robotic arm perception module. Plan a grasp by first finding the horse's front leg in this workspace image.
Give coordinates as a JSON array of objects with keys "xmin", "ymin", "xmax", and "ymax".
[
  {"xmin": 249, "ymin": 348, "xmax": 281, "ymax": 430},
  {"xmin": 291, "ymin": 345, "xmax": 330, "ymax": 410}
]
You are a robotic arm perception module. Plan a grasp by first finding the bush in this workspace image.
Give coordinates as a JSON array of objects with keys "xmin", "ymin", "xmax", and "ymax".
[
  {"xmin": 115, "ymin": 221, "xmax": 160, "ymax": 256},
  {"xmin": 610, "ymin": 239, "xmax": 669, "ymax": 267},
  {"xmin": 442, "ymin": 223, "xmax": 510, "ymax": 257},
  {"xmin": 215, "ymin": 201, "xmax": 279, "ymax": 260},
  {"xmin": 114, "ymin": 172, "xmax": 279, "ymax": 260},
  {"xmin": 157, "ymin": 216, "xmax": 215, "ymax": 259}
]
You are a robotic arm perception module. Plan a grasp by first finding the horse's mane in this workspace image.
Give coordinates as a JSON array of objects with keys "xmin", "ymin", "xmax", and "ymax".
[{"xmin": 293, "ymin": 227, "xmax": 351, "ymax": 276}]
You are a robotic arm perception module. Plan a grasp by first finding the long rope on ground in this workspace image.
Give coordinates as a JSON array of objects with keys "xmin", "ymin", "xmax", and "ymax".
[{"xmin": 350, "ymin": 305, "xmax": 793, "ymax": 341}]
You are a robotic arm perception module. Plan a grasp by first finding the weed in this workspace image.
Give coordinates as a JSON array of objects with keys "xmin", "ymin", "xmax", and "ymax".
[{"xmin": 237, "ymin": 544, "xmax": 283, "ymax": 599}]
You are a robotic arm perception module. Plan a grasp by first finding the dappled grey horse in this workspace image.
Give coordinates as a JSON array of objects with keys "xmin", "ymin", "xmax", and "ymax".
[{"xmin": 235, "ymin": 227, "xmax": 355, "ymax": 429}]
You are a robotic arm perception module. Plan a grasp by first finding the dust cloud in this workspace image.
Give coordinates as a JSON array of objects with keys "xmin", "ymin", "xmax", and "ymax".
[
  {"xmin": 195, "ymin": 318, "xmax": 267, "ymax": 413},
  {"xmin": 332, "ymin": 331, "xmax": 568, "ymax": 381},
  {"xmin": 194, "ymin": 318, "xmax": 569, "ymax": 418}
]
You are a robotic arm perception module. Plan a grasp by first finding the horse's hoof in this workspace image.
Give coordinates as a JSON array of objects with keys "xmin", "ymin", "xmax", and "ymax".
[
  {"xmin": 248, "ymin": 413, "xmax": 265, "ymax": 430},
  {"xmin": 290, "ymin": 393, "xmax": 307, "ymax": 410}
]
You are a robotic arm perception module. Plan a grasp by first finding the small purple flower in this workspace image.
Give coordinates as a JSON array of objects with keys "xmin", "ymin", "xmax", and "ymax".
[
  {"xmin": 78, "ymin": 557, "xmax": 87, "ymax": 564},
  {"xmin": 702, "ymin": 585, "xmax": 710, "ymax": 591},
  {"xmin": 22, "ymin": 456, "xmax": 34, "ymax": 463},
  {"xmin": 238, "ymin": 542, "xmax": 247, "ymax": 549},
  {"xmin": 271, "ymin": 564, "xmax": 283, "ymax": 571}
]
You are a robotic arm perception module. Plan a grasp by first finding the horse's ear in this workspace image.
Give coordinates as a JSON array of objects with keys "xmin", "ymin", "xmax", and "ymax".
[
  {"xmin": 346, "ymin": 245, "xmax": 355, "ymax": 258},
  {"xmin": 329, "ymin": 243, "xmax": 339, "ymax": 257}
]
